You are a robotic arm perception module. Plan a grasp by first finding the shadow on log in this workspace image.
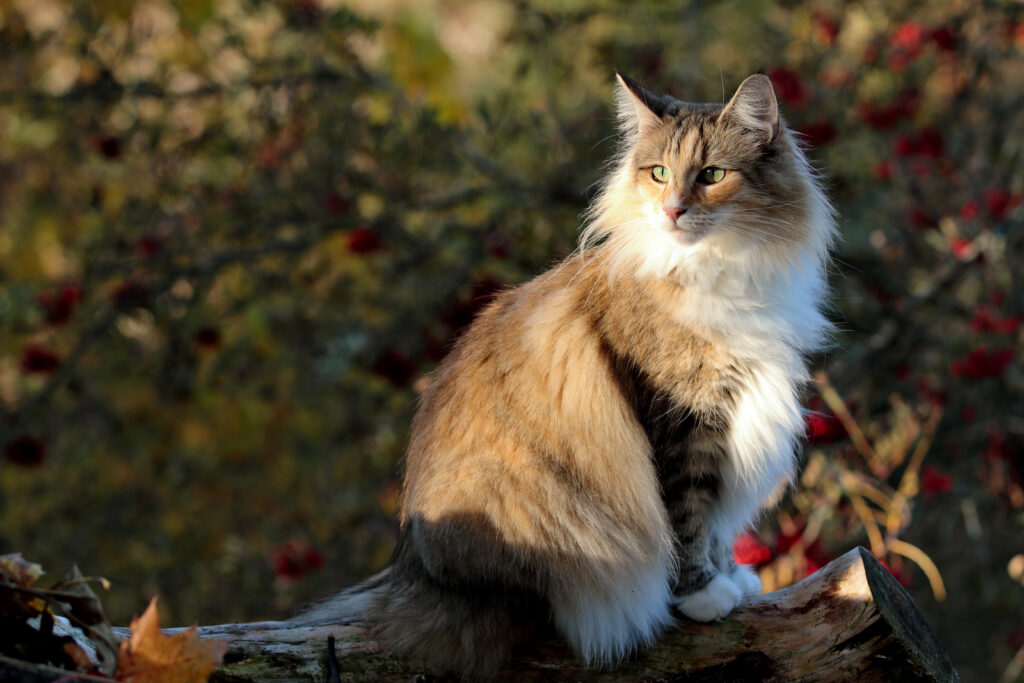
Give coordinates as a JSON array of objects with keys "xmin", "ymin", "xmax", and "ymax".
[{"xmin": 181, "ymin": 547, "xmax": 956, "ymax": 682}]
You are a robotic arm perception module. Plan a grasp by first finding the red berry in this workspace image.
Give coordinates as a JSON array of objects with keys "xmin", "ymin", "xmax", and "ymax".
[
  {"xmin": 920, "ymin": 465, "xmax": 953, "ymax": 496},
  {"xmin": 768, "ymin": 67, "xmax": 809, "ymax": 108},
  {"xmin": 891, "ymin": 22, "xmax": 925, "ymax": 56},
  {"xmin": 322, "ymin": 193, "xmax": 350, "ymax": 214},
  {"xmin": 137, "ymin": 236, "xmax": 161, "ymax": 258},
  {"xmin": 194, "ymin": 327, "xmax": 222, "ymax": 349},
  {"xmin": 805, "ymin": 412, "xmax": 846, "ymax": 444},
  {"xmin": 930, "ymin": 26, "xmax": 957, "ymax": 52},
  {"xmin": 959, "ymin": 201, "xmax": 979, "ymax": 220},
  {"xmin": 347, "ymin": 227, "xmax": 383, "ymax": 254},
  {"xmin": 20, "ymin": 345, "xmax": 60, "ymax": 374},
  {"xmin": 372, "ymin": 349, "xmax": 417, "ymax": 387},
  {"xmin": 38, "ymin": 285, "xmax": 82, "ymax": 326},
  {"xmin": 4, "ymin": 436, "xmax": 45, "ymax": 467},
  {"xmin": 111, "ymin": 280, "xmax": 150, "ymax": 310},
  {"xmin": 94, "ymin": 136, "xmax": 122, "ymax": 159},
  {"xmin": 799, "ymin": 121, "xmax": 837, "ymax": 148},
  {"xmin": 733, "ymin": 533, "xmax": 772, "ymax": 566},
  {"xmin": 984, "ymin": 189, "xmax": 1021, "ymax": 220}
]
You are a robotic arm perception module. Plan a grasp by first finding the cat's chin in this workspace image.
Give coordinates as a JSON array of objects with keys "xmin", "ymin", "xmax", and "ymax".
[{"xmin": 664, "ymin": 225, "xmax": 708, "ymax": 246}]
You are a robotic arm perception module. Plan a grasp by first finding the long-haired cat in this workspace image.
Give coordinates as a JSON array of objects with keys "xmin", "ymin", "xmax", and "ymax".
[{"xmin": 304, "ymin": 72, "xmax": 836, "ymax": 676}]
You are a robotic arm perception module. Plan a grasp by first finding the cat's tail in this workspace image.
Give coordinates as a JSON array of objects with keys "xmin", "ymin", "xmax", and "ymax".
[
  {"xmin": 299, "ymin": 558, "xmax": 548, "ymax": 677},
  {"xmin": 298, "ymin": 566, "xmax": 394, "ymax": 625}
]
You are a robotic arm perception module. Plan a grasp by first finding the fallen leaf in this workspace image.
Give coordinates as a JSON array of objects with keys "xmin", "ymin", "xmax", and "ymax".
[
  {"xmin": 49, "ymin": 565, "xmax": 120, "ymax": 675},
  {"xmin": 0, "ymin": 553, "xmax": 48, "ymax": 623},
  {"xmin": 63, "ymin": 639, "xmax": 98, "ymax": 672},
  {"xmin": 116, "ymin": 598, "xmax": 227, "ymax": 683},
  {"xmin": 0, "ymin": 553, "xmax": 44, "ymax": 588}
]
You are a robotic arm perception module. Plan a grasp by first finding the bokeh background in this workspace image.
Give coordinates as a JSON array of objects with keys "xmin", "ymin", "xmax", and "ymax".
[{"xmin": 0, "ymin": 1, "xmax": 1021, "ymax": 680}]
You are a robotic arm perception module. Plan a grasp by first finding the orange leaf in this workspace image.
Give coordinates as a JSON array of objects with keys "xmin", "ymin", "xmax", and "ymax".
[
  {"xmin": 115, "ymin": 598, "xmax": 227, "ymax": 683},
  {"xmin": 63, "ymin": 640, "xmax": 99, "ymax": 673}
]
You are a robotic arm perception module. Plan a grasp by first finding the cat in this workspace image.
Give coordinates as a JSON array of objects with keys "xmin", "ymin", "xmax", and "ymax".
[{"xmin": 303, "ymin": 72, "xmax": 836, "ymax": 676}]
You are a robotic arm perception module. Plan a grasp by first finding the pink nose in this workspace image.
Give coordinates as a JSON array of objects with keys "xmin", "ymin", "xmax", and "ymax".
[{"xmin": 664, "ymin": 204, "xmax": 687, "ymax": 222}]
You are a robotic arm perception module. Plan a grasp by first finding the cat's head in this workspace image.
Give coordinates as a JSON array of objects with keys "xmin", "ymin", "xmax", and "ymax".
[{"xmin": 584, "ymin": 73, "xmax": 835, "ymax": 287}]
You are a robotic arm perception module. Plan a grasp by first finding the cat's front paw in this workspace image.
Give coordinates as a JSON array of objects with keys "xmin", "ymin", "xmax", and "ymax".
[
  {"xmin": 673, "ymin": 573, "xmax": 742, "ymax": 622},
  {"xmin": 730, "ymin": 564, "xmax": 762, "ymax": 598}
]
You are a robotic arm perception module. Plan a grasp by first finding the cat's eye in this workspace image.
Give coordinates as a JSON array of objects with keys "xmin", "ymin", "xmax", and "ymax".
[
  {"xmin": 651, "ymin": 166, "xmax": 669, "ymax": 183},
  {"xmin": 698, "ymin": 167, "xmax": 726, "ymax": 184}
]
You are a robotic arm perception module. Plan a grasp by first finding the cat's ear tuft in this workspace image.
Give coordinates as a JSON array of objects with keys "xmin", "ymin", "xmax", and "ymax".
[
  {"xmin": 720, "ymin": 74, "xmax": 780, "ymax": 143},
  {"xmin": 615, "ymin": 72, "xmax": 667, "ymax": 135}
]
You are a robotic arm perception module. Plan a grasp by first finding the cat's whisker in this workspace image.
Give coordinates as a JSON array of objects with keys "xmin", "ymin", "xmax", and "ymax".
[
  {"xmin": 734, "ymin": 220, "xmax": 804, "ymax": 236},
  {"xmin": 724, "ymin": 227, "xmax": 797, "ymax": 247},
  {"xmin": 727, "ymin": 228, "xmax": 772, "ymax": 243},
  {"xmin": 727, "ymin": 218, "xmax": 797, "ymax": 232},
  {"xmin": 574, "ymin": 218, "xmax": 650, "ymax": 285},
  {"xmin": 727, "ymin": 207, "xmax": 805, "ymax": 220},
  {"xmin": 601, "ymin": 231, "xmax": 649, "ymax": 273},
  {"xmin": 726, "ymin": 224, "xmax": 799, "ymax": 245},
  {"xmin": 725, "ymin": 214, "xmax": 804, "ymax": 231}
]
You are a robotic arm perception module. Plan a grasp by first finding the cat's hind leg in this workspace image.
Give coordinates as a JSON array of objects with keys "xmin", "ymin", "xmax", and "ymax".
[{"xmin": 549, "ymin": 552, "xmax": 675, "ymax": 664}]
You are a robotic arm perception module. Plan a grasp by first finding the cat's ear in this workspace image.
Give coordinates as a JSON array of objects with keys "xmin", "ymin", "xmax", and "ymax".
[
  {"xmin": 615, "ymin": 72, "xmax": 667, "ymax": 135},
  {"xmin": 720, "ymin": 74, "xmax": 780, "ymax": 143}
]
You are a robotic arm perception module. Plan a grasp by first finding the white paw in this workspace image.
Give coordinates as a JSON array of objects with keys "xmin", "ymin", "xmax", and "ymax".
[
  {"xmin": 674, "ymin": 573, "xmax": 742, "ymax": 622},
  {"xmin": 731, "ymin": 564, "xmax": 762, "ymax": 598}
]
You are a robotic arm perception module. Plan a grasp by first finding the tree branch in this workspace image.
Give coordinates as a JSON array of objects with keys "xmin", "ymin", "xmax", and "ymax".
[{"xmin": 167, "ymin": 547, "xmax": 958, "ymax": 682}]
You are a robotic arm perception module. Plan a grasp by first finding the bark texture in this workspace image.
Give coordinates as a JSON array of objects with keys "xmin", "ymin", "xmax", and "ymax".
[
  {"xmin": 194, "ymin": 546, "xmax": 956, "ymax": 682},
  {"xmin": 0, "ymin": 547, "xmax": 956, "ymax": 681}
]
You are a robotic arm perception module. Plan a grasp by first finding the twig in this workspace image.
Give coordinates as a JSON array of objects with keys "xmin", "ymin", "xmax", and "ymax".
[
  {"xmin": 888, "ymin": 538, "xmax": 947, "ymax": 602},
  {"xmin": 814, "ymin": 371, "xmax": 883, "ymax": 477}
]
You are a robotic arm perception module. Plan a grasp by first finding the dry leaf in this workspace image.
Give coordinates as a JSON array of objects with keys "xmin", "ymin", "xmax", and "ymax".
[
  {"xmin": 62, "ymin": 639, "xmax": 98, "ymax": 672},
  {"xmin": 0, "ymin": 557, "xmax": 118, "ymax": 675},
  {"xmin": 49, "ymin": 565, "xmax": 120, "ymax": 675},
  {"xmin": 0, "ymin": 553, "xmax": 48, "ymax": 622},
  {"xmin": 116, "ymin": 598, "xmax": 227, "ymax": 683},
  {"xmin": 0, "ymin": 553, "xmax": 44, "ymax": 588}
]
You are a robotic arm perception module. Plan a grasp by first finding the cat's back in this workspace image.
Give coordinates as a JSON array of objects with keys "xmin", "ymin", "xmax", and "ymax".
[
  {"xmin": 411, "ymin": 251, "xmax": 608, "ymax": 413},
  {"xmin": 401, "ymin": 249, "xmax": 666, "ymax": 542}
]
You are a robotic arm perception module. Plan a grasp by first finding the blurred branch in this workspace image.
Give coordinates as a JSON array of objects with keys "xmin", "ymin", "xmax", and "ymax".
[
  {"xmin": 847, "ymin": 491, "xmax": 886, "ymax": 557},
  {"xmin": 414, "ymin": 185, "xmax": 493, "ymax": 210},
  {"xmin": 835, "ymin": 258, "xmax": 976, "ymax": 391},
  {"xmin": 1001, "ymin": 641, "xmax": 1024, "ymax": 683},
  {"xmin": 888, "ymin": 538, "xmax": 947, "ymax": 601},
  {"xmin": 891, "ymin": 405, "xmax": 944, "ymax": 520},
  {"xmin": 0, "ymin": 66, "xmax": 354, "ymax": 105},
  {"xmin": 0, "ymin": 234, "xmax": 323, "ymax": 445},
  {"xmin": 0, "ymin": 304, "xmax": 121, "ymax": 446},
  {"xmin": 815, "ymin": 370, "xmax": 882, "ymax": 477}
]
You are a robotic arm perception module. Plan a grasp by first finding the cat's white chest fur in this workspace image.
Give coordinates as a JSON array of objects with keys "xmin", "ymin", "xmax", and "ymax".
[
  {"xmin": 668, "ymin": 253, "xmax": 825, "ymax": 623},
  {"xmin": 671, "ymin": 249, "xmax": 829, "ymax": 538},
  {"xmin": 716, "ymin": 354, "xmax": 804, "ymax": 536}
]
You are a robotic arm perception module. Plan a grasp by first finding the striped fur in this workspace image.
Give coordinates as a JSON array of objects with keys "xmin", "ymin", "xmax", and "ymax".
[{"xmin": 303, "ymin": 74, "xmax": 835, "ymax": 676}]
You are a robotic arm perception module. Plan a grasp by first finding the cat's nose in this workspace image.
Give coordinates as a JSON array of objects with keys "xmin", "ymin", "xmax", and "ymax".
[{"xmin": 663, "ymin": 204, "xmax": 688, "ymax": 222}]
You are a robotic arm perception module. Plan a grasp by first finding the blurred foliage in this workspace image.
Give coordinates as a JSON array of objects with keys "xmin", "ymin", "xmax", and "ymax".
[{"xmin": 0, "ymin": 1, "xmax": 1022, "ymax": 681}]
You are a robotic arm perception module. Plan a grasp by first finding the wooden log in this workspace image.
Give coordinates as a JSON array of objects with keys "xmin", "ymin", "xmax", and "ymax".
[
  {"xmin": 175, "ymin": 546, "xmax": 955, "ymax": 682},
  {"xmin": 0, "ymin": 547, "xmax": 957, "ymax": 681}
]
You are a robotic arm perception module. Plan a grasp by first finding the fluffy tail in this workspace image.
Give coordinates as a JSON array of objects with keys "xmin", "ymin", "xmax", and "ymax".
[
  {"xmin": 299, "ymin": 551, "xmax": 550, "ymax": 676},
  {"xmin": 298, "ymin": 567, "xmax": 393, "ymax": 625}
]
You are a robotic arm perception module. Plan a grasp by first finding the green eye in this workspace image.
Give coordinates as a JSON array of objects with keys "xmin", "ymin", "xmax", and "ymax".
[
  {"xmin": 699, "ymin": 167, "xmax": 726, "ymax": 184},
  {"xmin": 651, "ymin": 165, "xmax": 669, "ymax": 183}
]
